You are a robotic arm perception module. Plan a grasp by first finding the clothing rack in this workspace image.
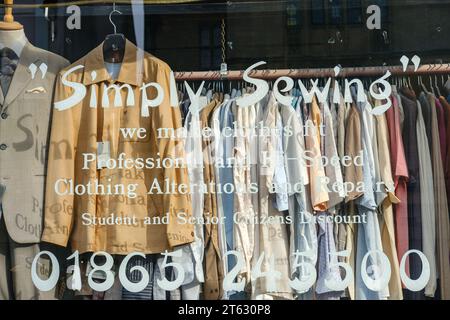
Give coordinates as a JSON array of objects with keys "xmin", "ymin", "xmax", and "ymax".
[{"xmin": 173, "ymin": 63, "xmax": 450, "ymax": 81}]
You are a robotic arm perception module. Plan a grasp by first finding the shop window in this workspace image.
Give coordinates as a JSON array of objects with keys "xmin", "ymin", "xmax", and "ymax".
[
  {"xmin": 287, "ymin": 0, "xmax": 301, "ymax": 27},
  {"xmin": 199, "ymin": 23, "xmax": 222, "ymax": 70},
  {"xmin": 330, "ymin": 0, "xmax": 343, "ymax": 25},
  {"xmin": 373, "ymin": 0, "xmax": 389, "ymax": 21},
  {"xmin": 311, "ymin": 0, "xmax": 326, "ymax": 25},
  {"xmin": 347, "ymin": 0, "xmax": 363, "ymax": 24}
]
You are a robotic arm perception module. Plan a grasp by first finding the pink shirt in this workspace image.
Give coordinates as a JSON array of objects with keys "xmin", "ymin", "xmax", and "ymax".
[{"xmin": 386, "ymin": 95, "xmax": 410, "ymax": 278}]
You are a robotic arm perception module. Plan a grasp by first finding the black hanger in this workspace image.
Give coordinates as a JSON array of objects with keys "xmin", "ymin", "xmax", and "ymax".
[{"xmin": 103, "ymin": 3, "xmax": 125, "ymax": 64}]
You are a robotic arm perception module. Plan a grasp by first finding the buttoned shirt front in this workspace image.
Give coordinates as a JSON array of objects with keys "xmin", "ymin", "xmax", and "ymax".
[{"xmin": 41, "ymin": 40, "xmax": 194, "ymax": 254}]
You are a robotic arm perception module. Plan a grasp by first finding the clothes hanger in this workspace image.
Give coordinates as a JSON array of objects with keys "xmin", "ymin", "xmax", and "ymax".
[
  {"xmin": 407, "ymin": 76, "xmax": 413, "ymax": 90},
  {"xmin": 103, "ymin": 2, "xmax": 126, "ymax": 64},
  {"xmin": 435, "ymin": 74, "xmax": 442, "ymax": 97},
  {"xmin": 435, "ymin": 63, "xmax": 443, "ymax": 96},
  {"xmin": 429, "ymin": 75, "xmax": 436, "ymax": 95},
  {"xmin": 419, "ymin": 75, "xmax": 428, "ymax": 93},
  {"xmin": 0, "ymin": 0, "xmax": 23, "ymax": 30}
]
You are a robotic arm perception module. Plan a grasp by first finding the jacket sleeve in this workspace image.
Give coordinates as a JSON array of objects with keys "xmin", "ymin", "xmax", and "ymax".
[
  {"xmin": 41, "ymin": 71, "xmax": 81, "ymax": 247},
  {"xmin": 150, "ymin": 64, "xmax": 194, "ymax": 248}
]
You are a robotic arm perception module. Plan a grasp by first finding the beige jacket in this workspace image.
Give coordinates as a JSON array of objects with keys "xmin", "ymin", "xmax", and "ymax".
[
  {"xmin": 0, "ymin": 41, "xmax": 68, "ymax": 244},
  {"xmin": 41, "ymin": 40, "xmax": 194, "ymax": 254}
]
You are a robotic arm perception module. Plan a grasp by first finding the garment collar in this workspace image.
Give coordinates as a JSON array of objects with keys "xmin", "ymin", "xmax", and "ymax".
[{"xmin": 83, "ymin": 38, "xmax": 143, "ymax": 86}]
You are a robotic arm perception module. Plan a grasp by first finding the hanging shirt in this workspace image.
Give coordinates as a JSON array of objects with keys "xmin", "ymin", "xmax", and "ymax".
[
  {"xmin": 42, "ymin": 39, "xmax": 195, "ymax": 253},
  {"xmin": 0, "ymin": 47, "xmax": 19, "ymax": 96},
  {"xmin": 315, "ymin": 100, "xmax": 344, "ymax": 300},
  {"xmin": 399, "ymin": 88, "xmax": 424, "ymax": 300},
  {"xmin": 343, "ymin": 103, "xmax": 364, "ymax": 300},
  {"xmin": 439, "ymin": 96, "xmax": 450, "ymax": 215},
  {"xmin": 272, "ymin": 106, "xmax": 289, "ymax": 212},
  {"xmin": 415, "ymin": 100, "xmax": 438, "ymax": 297},
  {"xmin": 280, "ymin": 100, "xmax": 317, "ymax": 298},
  {"xmin": 385, "ymin": 93, "xmax": 410, "ymax": 279},
  {"xmin": 435, "ymin": 98, "xmax": 447, "ymax": 165},
  {"xmin": 320, "ymin": 101, "xmax": 345, "ymax": 210},
  {"xmin": 353, "ymin": 96, "xmax": 388, "ymax": 300},
  {"xmin": 172, "ymin": 106, "xmax": 207, "ymax": 299},
  {"xmin": 233, "ymin": 96, "xmax": 259, "ymax": 291},
  {"xmin": 423, "ymin": 92, "xmax": 450, "ymax": 300},
  {"xmin": 200, "ymin": 99, "xmax": 224, "ymax": 300},
  {"xmin": 252, "ymin": 93, "xmax": 292, "ymax": 300},
  {"xmin": 305, "ymin": 97, "xmax": 329, "ymax": 211},
  {"xmin": 373, "ymin": 97, "xmax": 403, "ymax": 300}
]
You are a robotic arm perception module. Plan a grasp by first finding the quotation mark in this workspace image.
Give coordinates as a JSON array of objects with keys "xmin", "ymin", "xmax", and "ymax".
[
  {"xmin": 28, "ymin": 63, "xmax": 48, "ymax": 79},
  {"xmin": 400, "ymin": 55, "xmax": 421, "ymax": 72}
]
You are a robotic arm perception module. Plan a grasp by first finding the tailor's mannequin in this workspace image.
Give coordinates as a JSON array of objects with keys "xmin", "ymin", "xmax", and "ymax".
[{"xmin": 0, "ymin": 28, "xmax": 27, "ymax": 57}]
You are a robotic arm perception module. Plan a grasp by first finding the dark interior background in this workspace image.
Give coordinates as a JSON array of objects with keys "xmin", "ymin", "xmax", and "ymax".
[{"xmin": 4, "ymin": 0, "xmax": 450, "ymax": 72}]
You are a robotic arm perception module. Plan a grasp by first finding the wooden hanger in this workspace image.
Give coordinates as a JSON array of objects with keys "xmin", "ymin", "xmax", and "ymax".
[{"xmin": 0, "ymin": 0, "xmax": 23, "ymax": 30}]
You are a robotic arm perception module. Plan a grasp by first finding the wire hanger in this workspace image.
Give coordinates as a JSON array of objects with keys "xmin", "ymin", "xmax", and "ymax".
[
  {"xmin": 109, "ymin": 3, "xmax": 121, "ymax": 34},
  {"xmin": 429, "ymin": 75, "xmax": 436, "ymax": 95},
  {"xmin": 435, "ymin": 74, "xmax": 441, "ymax": 96},
  {"xmin": 103, "ymin": 2, "xmax": 126, "ymax": 64},
  {"xmin": 419, "ymin": 75, "xmax": 428, "ymax": 93}
]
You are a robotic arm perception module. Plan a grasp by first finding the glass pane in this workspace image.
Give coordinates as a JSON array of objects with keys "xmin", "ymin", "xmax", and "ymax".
[
  {"xmin": 347, "ymin": 0, "xmax": 363, "ymax": 24},
  {"xmin": 311, "ymin": 0, "xmax": 326, "ymax": 25}
]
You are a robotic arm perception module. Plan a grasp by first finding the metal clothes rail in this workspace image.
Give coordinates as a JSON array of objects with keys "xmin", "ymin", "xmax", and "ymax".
[{"xmin": 173, "ymin": 63, "xmax": 450, "ymax": 81}]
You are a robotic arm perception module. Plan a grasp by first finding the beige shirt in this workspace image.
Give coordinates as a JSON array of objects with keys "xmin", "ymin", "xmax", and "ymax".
[
  {"xmin": 305, "ymin": 98, "xmax": 329, "ymax": 211},
  {"xmin": 200, "ymin": 99, "xmax": 224, "ymax": 300},
  {"xmin": 344, "ymin": 104, "xmax": 364, "ymax": 203},
  {"xmin": 343, "ymin": 104, "xmax": 363, "ymax": 300},
  {"xmin": 41, "ymin": 40, "xmax": 194, "ymax": 254},
  {"xmin": 233, "ymin": 97, "xmax": 258, "ymax": 288}
]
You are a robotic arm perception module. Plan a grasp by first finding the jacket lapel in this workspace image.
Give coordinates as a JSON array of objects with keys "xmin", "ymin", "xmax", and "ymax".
[
  {"xmin": 3, "ymin": 42, "xmax": 38, "ymax": 107},
  {"xmin": 0, "ymin": 85, "xmax": 4, "ymax": 108}
]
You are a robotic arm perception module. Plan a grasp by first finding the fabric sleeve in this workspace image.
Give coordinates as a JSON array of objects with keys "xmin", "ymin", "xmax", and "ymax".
[{"xmin": 41, "ymin": 72, "xmax": 81, "ymax": 247}]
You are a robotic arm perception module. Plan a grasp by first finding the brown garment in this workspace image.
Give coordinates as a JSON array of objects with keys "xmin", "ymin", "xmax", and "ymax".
[
  {"xmin": 440, "ymin": 96, "xmax": 450, "ymax": 212},
  {"xmin": 42, "ymin": 39, "xmax": 194, "ymax": 254},
  {"xmin": 344, "ymin": 104, "xmax": 364, "ymax": 203},
  {"xmin": 343, "ymin": 104, "xmax": 363, "ymax": 300},
  {"xmin": 199, "ymin": 100, "xmax": 223, "ymax": 299},
  {"xmin": 427, "ymin": 94, "xmax": 450, "ymax": 300}
]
